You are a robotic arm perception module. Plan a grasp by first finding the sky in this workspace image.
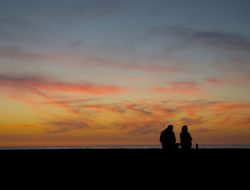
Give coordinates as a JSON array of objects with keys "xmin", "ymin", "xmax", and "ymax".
[{"xmin": 0, "ymin": 0, "xmax": 250, "ymax": 147}]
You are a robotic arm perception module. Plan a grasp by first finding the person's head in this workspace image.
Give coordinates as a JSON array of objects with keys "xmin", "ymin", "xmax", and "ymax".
[
  {"xmin": 167, "ymin": 124, "xmax": 173, "ymax": 131},
  {"xmin": 182, "ymin": 125, "xmax": 188, "ymax": 133}
]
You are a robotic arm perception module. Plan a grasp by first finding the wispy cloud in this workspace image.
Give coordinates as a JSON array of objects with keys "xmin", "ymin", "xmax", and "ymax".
[
  {"xmin": 206, "ymin": 76, "xmax": 250, "ymax": 87},
  {"xmin": 217, "ymin": 58, "xmax": 250, "ymax": 75},
  {"xmin": 152, "ymin": 81, "xmax": 203, "ymax": 96},
  {"xmin": 82, "ymin": 104, "xmax": 125, "ymax": 114},
  {"xmin": 206, "ymin": 78, "xmax": 224, "ymax": 85},
  {"xmin": 211, "ymin": 102, "xmax": 250, "ymax": 113},
  {"xmin": 117, "ymin": 121, "xmax": 161, "ymax": 135},
  {"xmin": 81, "ymin": 102, "xmax": 176, "ymax": 117},
  {"xmin": 181, "ymin": 117, "xmax": 204, "ymax": 126},
  {"xmin": 0, "ymin": 47, "xmax": 52, "ymax": 61},
  {"xmin": 190, "ymin": 30, "xmax": 250, "ymax": 52},
  {"xmin": 127, "ymin": 126, "xmax": 160, "ymax": 135},
  {"xmin": 0, "ymin": 46, "xmax": 187, "ymax": 74},
  {"xmin": 177, "ymin": 101, "xmax": 212, "ymax": 117},
  {"xmin": 112, "ymin": 62, "xmax": 185, "ymax": 73},
  {"xmin": 126, "ymin": 104, "xmax": 152, "ymax": 115},
  {"xmin": 192, "ymin": 127, "xmax": 211, "ymax": 134},
  {"xmin": 178, "ymin": 100, "xmax": 250, "ymax": 117},
  {"xmin": 146, "ymin": 26, "xmax": 250, "ymax": 52},
  {"xmin": 33, "ymin": 80, "xmax": 124, "ymax": 95},
  {"xmin": 42, "ymin": 98, "xmax": 95, "ymax": 116},
  {"xmin": 44, "ymin": 99, "xmax": 82, "ymax": 115},
  {"xmin": 46, "ymin": 120, "xmax": 88, "ymax": 133},
  {"xmin": 150, "ymin": 105, "xmax": 176, "ymax": 117},
  {"xmin": 0, "ymin": 74, "xmax": 125, "ymax": 96},
  {"xmin": 237, "ymin": 116, "xmax": 250, "ymax": 126},
  {"xmin": 42, "ymin": 100, "xmax": 250, "ymax": 132}
]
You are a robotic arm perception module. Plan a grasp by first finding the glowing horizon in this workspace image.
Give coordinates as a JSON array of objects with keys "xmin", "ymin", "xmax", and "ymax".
[{"xmin": 1, "ymin": 0, "xmax": 250, "ymax": 147}]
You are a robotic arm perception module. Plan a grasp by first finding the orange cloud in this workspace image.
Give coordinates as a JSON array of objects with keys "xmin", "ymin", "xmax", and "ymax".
[
  {"xmin": 150, "ymin": 105, "xmax": 176, "ymax": 117},
  {"xmin": 178, "ymin": 100, "xmax": 219, "ymax": 116},
  {"xmin": 45, "ymin": 120, "xmax": 88, "ymax": 133},
  {"xmin": 236, "ymin": 116, "xmax": 250, "ymax": 126},
  {"xmin": 178, "ymin": 100, "xmax": 250, "ymax": 118},
  {"xmin": 113, "ymin": 120, "xmax": 162, "ymax": 135},
  {"xmin": 85, "ymin": 103, "xmax": 176, "ymax": 117},
  {"xmin": 82, "ymin": 104, "xmax": 125, "ymax": 114},
  {"xmin": 211, "ymin": 102, "xmax": 250, "ymax": 113},
  {"xmin": 126, "ymin": 104, "xmax": 152, "ymax": 115},
  {"xmin": 181, "ymin": 117, "xmax": 204, "ymax": 126},
  {"xmin": 44, "ymin": 100, "xmax": 81, "ymax": 115}
]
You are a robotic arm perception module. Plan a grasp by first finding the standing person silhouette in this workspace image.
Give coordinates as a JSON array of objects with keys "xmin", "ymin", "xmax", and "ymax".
[
  {"xmin": 160, "ymin": 125, "xmax": 178, "ymax": 150},
  {"xmin": 180, "ymin": 125, "xmax": 192, "ymax": 150}
]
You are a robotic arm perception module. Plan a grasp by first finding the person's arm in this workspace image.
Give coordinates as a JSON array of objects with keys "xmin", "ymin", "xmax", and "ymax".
[
  {"xmin": 189, "ymin": 133, "xmax": 192, "ymax": 141},
  {"xmin": 160, "ymin": 132, "xmax": 163, "ymax": 142}
]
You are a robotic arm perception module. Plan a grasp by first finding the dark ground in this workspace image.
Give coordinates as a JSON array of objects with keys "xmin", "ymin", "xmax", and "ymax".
[{"xmin": 1, "ymin": 148, "xmax": 249, "ymax": 186}]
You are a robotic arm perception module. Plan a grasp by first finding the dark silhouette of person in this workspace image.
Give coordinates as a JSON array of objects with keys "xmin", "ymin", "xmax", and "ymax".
[
  {"xmin": 180, "ymin": 125, "xmax": 192, "ymax": 150},
  {"xmin": 160, "ymin": 125, "xmax": 178, "ymax": 150}
]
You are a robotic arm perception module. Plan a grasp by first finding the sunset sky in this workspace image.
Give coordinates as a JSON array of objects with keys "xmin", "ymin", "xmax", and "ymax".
[{"xmin": 1, "ymin": 0, "xmax": 250, "ymax": 147}]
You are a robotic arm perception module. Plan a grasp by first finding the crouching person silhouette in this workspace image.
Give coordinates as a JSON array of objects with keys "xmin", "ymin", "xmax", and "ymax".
[
  {"xmin": 160, "ymin": 125, "xmax": 178, "ymax": 151},
  {"xmin": 180, "ymin": 125, "xmax": 192, "ymax": 150}
]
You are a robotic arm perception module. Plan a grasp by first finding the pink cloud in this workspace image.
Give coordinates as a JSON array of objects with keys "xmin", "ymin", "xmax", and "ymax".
[
  {"xmin": 33, "ymin": 81, "xmax": 124, "ymax": 95},
  {"xmin": 0, "ymin": 47, "xmax": 186, "ymax": 74},
  {"xmin": 152, "ymin": 81, "xmax": 203, "ymax": 96},
  {"xmin": 206, "ymin": 78, "xmax": 224, "ymax": 85},
  {"xmin": 0, "ymin": 47, "xmax": 55, "ymax": 61},
  {"xmin": 206, "ymin": 77, "xmax": 250, "ymax": 86},
  {"xmin": 0, "ymin": 74, "xmax": 125, "ymax": 96},
  {"xmin": 115, "ymin": 63, "xmax": 185, "ymax": 73}
]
